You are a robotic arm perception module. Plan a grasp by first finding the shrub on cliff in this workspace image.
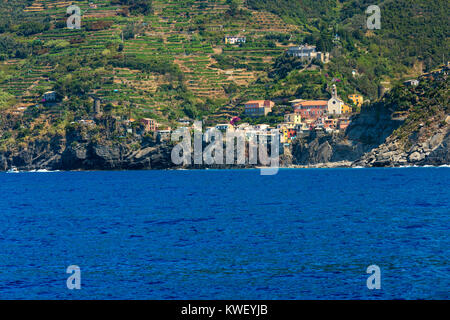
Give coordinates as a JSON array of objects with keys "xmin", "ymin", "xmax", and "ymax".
[{"xmin": 0, "ymin": 90, "xmax": 14, "ymax": 110}]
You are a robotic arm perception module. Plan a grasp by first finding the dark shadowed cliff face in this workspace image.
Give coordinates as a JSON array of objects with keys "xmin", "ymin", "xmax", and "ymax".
[
  {"xmin": 0, "ymin": 135, "xmax": 65, "ymax": 171},
  {"xmin": 353, "ymin": 120, "xmax": 450, "ymax": 167},
  {"xmin": 0, "ymin": 137, "xmax": 175, "ymax": 171},
  {"xmin": 426, "ymin": 131, "xmax": 450, "ymax": 165},
  {"xmin": 291, "ymin": 131, "xmax": 363, "ymax": 165},
  {"xmin": 0, "ymin": 124, "xmax": 176, "ymax": 171},
  {"xmin": 352, "ymin": 77, "xmax": 449, "ymax": 167},
  {"xmin": 345, "ymin": 106, "xmax": 404, "ymax": 149},
  {"xmin": 60, "ymin": 142, "xmax": 175, "ymax": 170}
]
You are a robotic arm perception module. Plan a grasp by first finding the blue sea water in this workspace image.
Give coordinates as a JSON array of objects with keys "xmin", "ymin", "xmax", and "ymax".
[{"xmin": 0, "ymin": 168, "xmax": 448, "ymax": 300}]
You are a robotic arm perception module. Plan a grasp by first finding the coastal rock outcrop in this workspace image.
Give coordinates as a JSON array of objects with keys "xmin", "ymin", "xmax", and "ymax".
[
  {"xmin": 1, "ymin": 135, "xmax": 175, "ymax": 171},
  {"xmin": 352, "ymin": 124, "xmax": 449, "ymax": 167},
  {"xmin": 291, "ymin": 132, "xmax": 362, "ymax": 165}
]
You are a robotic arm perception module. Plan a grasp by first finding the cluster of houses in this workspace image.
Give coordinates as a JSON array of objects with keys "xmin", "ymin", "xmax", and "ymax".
[
  {"xmin": 240, "ymin": 85, "xmax": 362, "ymax": 143},
  {"xmin": 70, "ymin": 59, "xmax": 449, "ymax": 143},
  {"xmin": 133, "ymin": 85, "xmax": 362, "ymax": 146}
]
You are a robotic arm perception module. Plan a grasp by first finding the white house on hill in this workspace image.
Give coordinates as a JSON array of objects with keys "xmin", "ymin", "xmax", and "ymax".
[{"xmin": 287, "ymin": 45, "xmax": 330, "ymax": 63}]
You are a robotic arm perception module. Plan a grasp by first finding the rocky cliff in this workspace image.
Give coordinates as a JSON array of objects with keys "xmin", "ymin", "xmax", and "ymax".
[
  {"xmin": 0, "ymin": 137, "xmax": 175, "ymax": 171},
  {"xmin": 0, "ymin": 116, "xmax": 176, "ymax": 171},
  {"xmin": 353, "ymin": 117, "xmax": 450, "ymax": 167}
]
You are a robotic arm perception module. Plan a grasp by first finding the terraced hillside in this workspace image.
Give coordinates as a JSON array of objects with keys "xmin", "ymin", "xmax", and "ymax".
[
  {"xmin": 0, "ymin": 0, "xmax": 448, "ymax": 127},
  {"xmin": 1, "ymin": 0, "xmax": 311, "ymax": 124}
]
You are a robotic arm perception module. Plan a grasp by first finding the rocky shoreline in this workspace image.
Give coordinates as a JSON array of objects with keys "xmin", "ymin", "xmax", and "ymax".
[
  {"xmin": 1, "ymin": 122, "xmax": 449, "ymax": 172},
  {"xmin": 4, "ymin": 161, "xmax": 450, "ymax": 172},
  {"xmin": 1, "ymin": 124, "xmax": 448, "ymax": 171}
]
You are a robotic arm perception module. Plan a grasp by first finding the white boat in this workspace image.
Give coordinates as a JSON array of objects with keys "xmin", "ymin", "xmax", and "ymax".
[{"xmin": 6, "ymin": 167, "xmax": 19, "ymax": 173}]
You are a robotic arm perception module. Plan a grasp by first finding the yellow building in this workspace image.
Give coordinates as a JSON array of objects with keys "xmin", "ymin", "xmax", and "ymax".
[
  {"xmin": 348, "ymin": 94, "xmax": 364, "ymax": 107},
  {"xmin": 279, "ymin": 126, "xmax": 296, "ymax": 144},
  {"xmin": 281, "ymin": 127, "xmax": 289, "ymax": 143},
  {"xmin": 341, "ymin": 104, "xmax": 352, "ymax": 114},
  {"xmin": 284, "ymin": 113, "xmax": 302, "ymax": 124}
]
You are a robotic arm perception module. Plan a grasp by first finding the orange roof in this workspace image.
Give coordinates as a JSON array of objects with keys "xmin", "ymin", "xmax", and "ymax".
[
  {"xmin": 245, "ymin": 100, "xmax": 267, "ymax": 105},
  {"xmin": 296, "ymin": 100, "xmax": 328, "ymax": 106}
]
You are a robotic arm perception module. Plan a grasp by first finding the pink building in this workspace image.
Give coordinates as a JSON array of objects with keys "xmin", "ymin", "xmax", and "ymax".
[
  {"xmin": 294, "ymin": 100, "xmax": 328, "ymax": 120},
  {"xmin": 141, "ymin": 118, "xmax": 157, "ymax": 132}
]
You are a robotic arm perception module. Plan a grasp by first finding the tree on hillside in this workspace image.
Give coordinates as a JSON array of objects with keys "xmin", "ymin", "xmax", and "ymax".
[
  {"xmin": 227, "ymin": 0, "xmax": 239, "ymax": 16},
  {"xmin": 0, "ymin": 89, "xmax": 14, "ymax": 110},
  {"xmin": 0, "ymin": 35, "xmax": 29, "ymax": 59},
  {"xmin": 111, "ymin": 0, "xmax": 153, "ymax": 15}
]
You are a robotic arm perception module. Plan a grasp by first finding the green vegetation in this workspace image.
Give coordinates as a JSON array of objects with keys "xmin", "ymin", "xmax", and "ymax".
[
  {"xmin": 247, "ymin": 0, "xmax": 449, "ymax": 99},
  {"xmin": 389, "ymin": 76, "xmax": 449, "ymax": 148},
  {"xmin": 0, "ymin": 0, "xmax": 447, "ymax": 146},
  {"xmin": 0, "ymin": 89, "xmax": 15, "ymax": 110},
  {"xmin": 247, "ymin": 0, "xmax": 338, "ymax": 26}
]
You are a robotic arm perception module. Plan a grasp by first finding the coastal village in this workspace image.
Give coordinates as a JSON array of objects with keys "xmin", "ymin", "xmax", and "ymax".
[
  {"xmin": 29, "ymin": 32, "xmax": 449, "ymax": 150},
  {"xmin": 124, "ymin": 57, "xmax": 447, "ymax": 148},
  {"xmin": 38, "ymin": 56, "xmax": 450, "ymax": 150},
  {"xmin": 0, "ymin": 0, "xmax": 448, "ymax": 171},
  {"xmin": 66, "ymin": 79, "xmax": 362, "ymax": 147},
  {"xmin": 36, "ymin": 40, "xmax": 367, "ymax": 147}
]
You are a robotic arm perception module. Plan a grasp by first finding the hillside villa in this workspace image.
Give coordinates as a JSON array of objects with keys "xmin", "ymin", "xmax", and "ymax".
[
  {"xmin": 286, "ymin": 45, "xmax": 330, "ymax": 63},
  {"xmin": 141, "ymin": 118, "xmax": 158, "ymax": 132},
  {"xmin": 244, "ymin": 100, "xmax": 274, "ymax": 117},
  {"xmin": 42, "ymin": 91, "xmax": 56, "ymax": 102}
]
